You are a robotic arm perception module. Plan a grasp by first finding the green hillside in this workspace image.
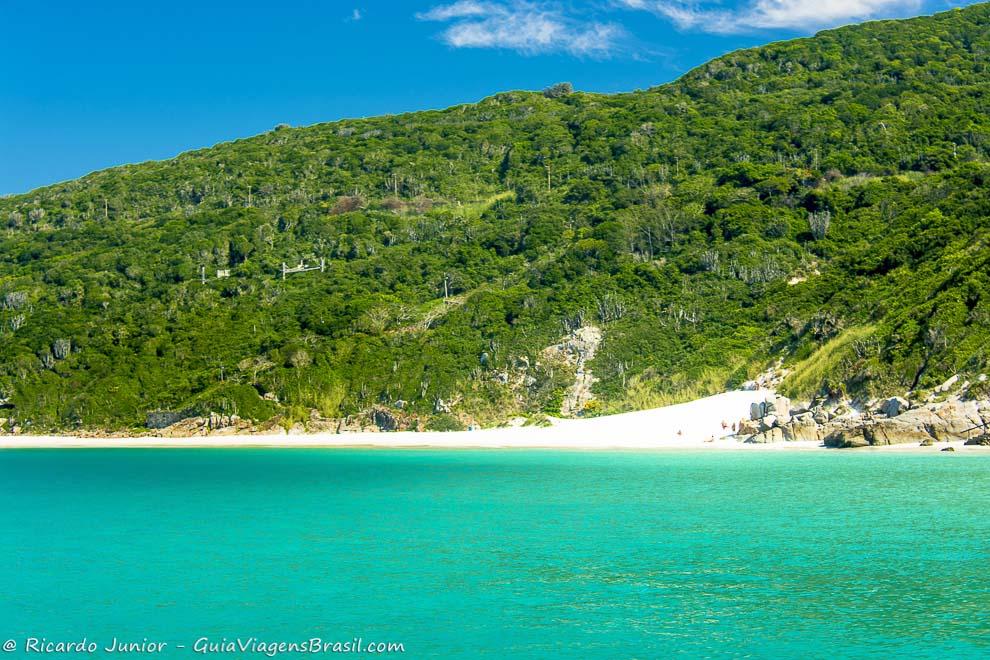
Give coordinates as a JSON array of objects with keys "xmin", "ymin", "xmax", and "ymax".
[{"xmin": 3, "ymin": 5, "xmax": 990, "ymax": 432}]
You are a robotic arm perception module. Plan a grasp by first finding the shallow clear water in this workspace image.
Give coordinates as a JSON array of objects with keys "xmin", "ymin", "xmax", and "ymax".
[{"xmin": 1, "ymin": 449, "xmax": 988, "ymax": 658}]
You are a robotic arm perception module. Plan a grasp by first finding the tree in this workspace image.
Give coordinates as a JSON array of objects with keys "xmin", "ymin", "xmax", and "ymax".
[
  {"xmin": 808, "ymin": 210, "xmax": 832, "ymax": 240},
  {"xmin": 542, "ymin": 82, "xmax": 573, "ymax": 99}
]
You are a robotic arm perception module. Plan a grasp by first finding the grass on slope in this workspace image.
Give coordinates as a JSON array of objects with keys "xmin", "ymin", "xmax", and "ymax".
[{"xmin": 782, "ymin": 326, "xmax": 877, "ymax": 402}]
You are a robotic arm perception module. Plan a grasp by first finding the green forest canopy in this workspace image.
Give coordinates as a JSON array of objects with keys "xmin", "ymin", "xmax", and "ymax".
[{"xmin": 2, "ymin": 4, "xmax": 990, "ymax": 431}]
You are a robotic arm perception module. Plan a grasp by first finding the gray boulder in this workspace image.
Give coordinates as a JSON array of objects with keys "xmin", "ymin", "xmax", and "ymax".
[
  {"xmin": 936, "ymin": 375, "xmax": 960, "ymax": 393},
  {"xmin": 746, "ymin": 427, "xmax": 786, "ymax": 444},
  {"xmin": 863, "ymin": 418, "xmax": 934, "ymax": 445},
  {"xmin": 782, "ymin": 413, "xmax": 820, "ymax": 442},
  {"xmin": 370, "ymin": 408, "xmax": 399, "ymax": 432},
  {"xmin": 822, "ymin": 400, "xmax": 988, "ymax": 447},
  {"xmin": 900, "ymin": 402, "xmax": 984, "ymax": 441},
  {"xmin": 879, "ymin": 396, "xmax": 910, "ymax": 418},
  {"xmin": 737, "ymin": 419, "xmax": 761, "ymax": 436},
  {"xmin": 824, "ymin": 425, "xmax": 870, "ymax": 448},
  {"xmin": 770, "ymin": 396, "xmax": 791, "ymax": 419}
]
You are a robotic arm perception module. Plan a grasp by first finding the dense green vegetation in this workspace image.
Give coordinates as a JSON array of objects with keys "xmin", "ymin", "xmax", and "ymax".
[{"xmin": 3, "ymin": 5, "xmax": 990, "ymax": 432}]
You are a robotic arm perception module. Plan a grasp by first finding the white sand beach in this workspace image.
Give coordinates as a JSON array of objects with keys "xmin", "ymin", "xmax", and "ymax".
[{"xmin": 0, "ymin": 389, "xmax": 981, "ymax": 451}]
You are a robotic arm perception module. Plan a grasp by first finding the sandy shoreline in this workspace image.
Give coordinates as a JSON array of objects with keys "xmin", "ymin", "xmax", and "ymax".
[{"xmin": 0, "ymin": 390, "xmax": 985, "ymax": 452}]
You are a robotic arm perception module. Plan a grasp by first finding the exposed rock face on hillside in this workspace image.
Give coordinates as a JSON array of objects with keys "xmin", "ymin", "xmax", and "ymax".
[
  {"xmin": 542, "ymin": 326, "xmax": 603, "ymax": 417},
  {"xmin": 153, "ymin": 412, "xmax": 256, "ymax": 437}
]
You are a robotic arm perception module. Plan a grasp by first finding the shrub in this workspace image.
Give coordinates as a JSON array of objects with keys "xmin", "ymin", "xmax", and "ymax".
[{"xmin": 425, "ymin": 414, "xmax": 465, "ymax": 432}]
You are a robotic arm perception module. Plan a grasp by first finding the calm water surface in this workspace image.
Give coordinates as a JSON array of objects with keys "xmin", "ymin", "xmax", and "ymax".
[{"xmin": 1, "ymin": 449, "xmax": 988, "ymax": 658}]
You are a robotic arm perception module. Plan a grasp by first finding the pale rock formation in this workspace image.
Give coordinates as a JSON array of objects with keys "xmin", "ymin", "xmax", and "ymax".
[{"xmin": 543, "ymin": 326, "xmax": 603, "ymax": 417}]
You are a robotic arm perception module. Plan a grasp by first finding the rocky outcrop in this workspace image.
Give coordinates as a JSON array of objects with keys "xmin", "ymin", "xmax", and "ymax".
[
  {"xmin": 822, "ymin": 399, "xmax": 990, "ymax": 447},
  {"xmin": 742, "ymin": 360, "xmax": 790, "ymax": 392},
  {"xmin": 146, "ymin": 408, "xmax": 200, "ymax": 429},
  {"xmin": 771, "ymin": 397, "xmax": 791, "ymax": 420},
  {"xmin": 749, "ymin": 396, "xmax": 791, "ymax": 422},
  {"xmin": 860, "ymin": 417, "xmax": 936, "ymax": 445},
  {"xmin": 370, "ymin": 408, "xmax": 399, "ymax": 432},
  {"xmin": 738, "ymin": 391, "xmax": 990, "ymax": 448},
  {"xmin": 822, "ymin": 417, "xmax": 928, "ymax": 447},
  {"xmin": 747, "ymin": 427, "xmax": 785, "ymax": 444},
  {"xmin": 742, "ymin": 395, "xmax": 803, "ymax": 443},
  {"xmin": 936, "ymin": 375, "xmax": 960, "ymax": 393},
  {"xmin": 823, "ymin": 424, "xmax": 870, "ymax": 448},
  {"xmin": 737, "ymin": 419, "xmax": 761, "ymax": 436},
  {"xmin": 879, "ymin": 396, "xmax": 910, "ymax": 418},
  {"xmin": 781, "ymin": 413, "xmax": 821, "ymax": 442},
  {"xmin": 912, "ymin": 401, "xmax": 987, "ymax": 440},
  {"xmin": 157, "ymin": 413, "xmax": 254, "ymax": 437},
  {"xmin": 542, "ymin": 326, "xmax": 603, "ymax": 417}
]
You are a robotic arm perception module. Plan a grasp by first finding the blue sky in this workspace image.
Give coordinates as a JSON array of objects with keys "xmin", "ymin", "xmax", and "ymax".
[{"xmin": 0, "ymin": 0, "xmax": 979, "ymax": 194}]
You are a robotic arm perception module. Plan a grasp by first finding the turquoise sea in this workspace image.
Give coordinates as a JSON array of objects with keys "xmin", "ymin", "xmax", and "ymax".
[{"xmin": 1, "ymin": 449, "xmax": 988, "ymax": 658}]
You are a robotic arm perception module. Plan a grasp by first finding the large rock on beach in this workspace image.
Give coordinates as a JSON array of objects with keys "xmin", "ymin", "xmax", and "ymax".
[
  {"xmin": 737, "ymin": 419, "xmax": 761, "ymax": 436},
  {"xmin": 900, "ymin": 402, "xmax": 984, "ymax": 441},
  {"xmin": 862, "ymin": 417, "xmax": 935, "ymax": 445},
  {"xmin": 782, "ymin": 413, "xmax": 820, "ymax": 442},
  {"xmin": 823, "ymin": 400, "xmax": 989, "ymax": 447},
  {"xmin": 745, "ymin": 427, "xmax": 785, "ymax": 444},
  {"xmin": 769, "ymin": 396, "xmax": 791, "ymax": 419},
  {"xmin": 823, "ymin": 424, "xmax": 871, "ymax": 448}
]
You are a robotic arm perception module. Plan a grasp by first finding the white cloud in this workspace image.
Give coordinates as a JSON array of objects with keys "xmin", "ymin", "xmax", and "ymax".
[
  {"xmin": 418, "ymin": 1, "xmax": 625, "ymax": 56},
  {"xmin": 619, "ymin": 0, "xmax": 924, "ymax": 33},
  {"xmin": 419, "ymin": 0, "xmax": 491, "ymax": 20}
]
